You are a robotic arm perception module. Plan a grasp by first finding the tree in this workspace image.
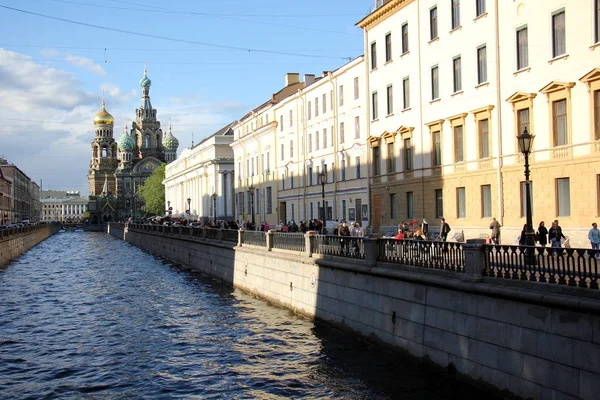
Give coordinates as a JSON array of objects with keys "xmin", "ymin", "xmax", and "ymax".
[{"xmin": 137, "ymin": 163, "xmax": 166, "ymax": 216}]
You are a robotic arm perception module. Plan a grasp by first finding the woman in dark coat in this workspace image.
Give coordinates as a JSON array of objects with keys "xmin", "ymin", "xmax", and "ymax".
[{"xmin": 537, "ymin": 221, "xmax": 548, "ymax": 246}]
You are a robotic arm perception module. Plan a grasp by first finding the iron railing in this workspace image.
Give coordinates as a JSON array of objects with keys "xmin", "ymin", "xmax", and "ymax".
[
  {"xmin": 378, "ymin": 239, "xmax": 465, "ymax": 272},
  {"xmin": 244, "ymin": 230, "xmax": 266, "ymax": 247},
  {"xmin": 312, "ymin": 235, "xmax": 365, "ymax": 260},
  {"xmin": 205, "ymin": 228, "xmax": 220, "ymax": 240},
  {"xmin": 271, "ymin": 232, "xmax": 305, "ymax": 252},
  {"xmin": 484, "ymin": 245, "xmax": 599, "ymax": 289},
  {"xmin": 223, "ymin": 229, "xmax": 239, "ymax": 242}
]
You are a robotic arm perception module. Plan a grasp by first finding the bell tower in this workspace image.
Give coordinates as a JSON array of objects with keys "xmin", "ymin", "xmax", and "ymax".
[{"xmin": 88, "ymin": 94, "xmax": 118, "ymax": 196}]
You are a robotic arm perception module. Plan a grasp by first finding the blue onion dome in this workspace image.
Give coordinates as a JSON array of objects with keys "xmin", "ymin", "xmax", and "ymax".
[
  {"xmin": 117, "ymin": 123, "xmax": 135, "ymax": 151},
  {"xmin": 139, "ymin": 67, "xmax": 152, "ymax": 88},
  {"xmin": 162, "ymin": 126, "xmax": 179, "ymax": 151}
]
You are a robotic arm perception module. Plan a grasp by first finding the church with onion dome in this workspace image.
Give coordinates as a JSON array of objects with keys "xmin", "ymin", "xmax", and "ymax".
[{"xmin": 87, "ymin": 67, "xmax": 179, "ymax": 222}]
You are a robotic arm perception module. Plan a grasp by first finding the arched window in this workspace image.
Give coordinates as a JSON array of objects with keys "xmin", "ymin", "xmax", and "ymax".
[
  {"xmin": 144, "ymin": 134, "xmax": 151, "ymax": 148},
  {"xmin": 101, "ymin": 147, "xmax": 107, "ymax": 158}
]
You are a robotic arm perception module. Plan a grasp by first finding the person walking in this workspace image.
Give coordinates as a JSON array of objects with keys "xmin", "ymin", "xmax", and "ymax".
[
  {"xmin": 589, "ymin": 222, "xmax": 600, "ymax": 259},
  {"xmin": 338, "ymin": 220, "xmax": 351, "ymax": 255},
  {"xmin": 489, "ymin": 217, "xmax": 501, "ymax": 245},
  {"xmin": 548, "ymin": 221, "xmax": 565, "ymax": 253},
  {"xmin": 439, "ymin": 218, "xmax": 451, "ymax": 241},
  {"xmin": 421, "ymin": 218, "xmax": 429, "ymax": 239},
  {"xmin": 536, "ymin": 221, "xmax": 548, "ymax": 246},
  {"xmin": 350, "ymin": 222, "xmax": 364, "ymax": 255}
]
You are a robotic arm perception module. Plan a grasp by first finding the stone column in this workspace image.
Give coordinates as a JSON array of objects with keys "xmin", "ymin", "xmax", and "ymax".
[
  {"xmin": 363, "ymin": 238, "xmax": 379, "ymax": 267},
  {"xmin": 266, "ymin": 229, "xmax": 274, "ymax": 251},
  {"xmin": 238, "ymin": 228, "xmax": 245, "ymax": 247},
  {"xmin": 462, "ymin": 242, "xmax": 486, "ymax": 282},
  {"xmin": 305, "ymin": 231, "xmax": 315, "ymax": 258}
]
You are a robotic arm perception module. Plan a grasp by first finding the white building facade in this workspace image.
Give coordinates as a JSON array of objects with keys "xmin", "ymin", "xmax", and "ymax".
[{"xmin": 163, "ymin": 123, "xmax": 235, "ymax": 222}]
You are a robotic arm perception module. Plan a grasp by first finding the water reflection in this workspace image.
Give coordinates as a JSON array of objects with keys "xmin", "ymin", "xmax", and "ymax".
[{"xmin": 0, "ymin": 232, "xmax": 500, "ymax": 399}]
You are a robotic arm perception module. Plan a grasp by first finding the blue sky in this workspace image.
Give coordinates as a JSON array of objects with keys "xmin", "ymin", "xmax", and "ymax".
[{"xmin": 0, "ymin": 0, "xmax": 369, "ymax": 195}]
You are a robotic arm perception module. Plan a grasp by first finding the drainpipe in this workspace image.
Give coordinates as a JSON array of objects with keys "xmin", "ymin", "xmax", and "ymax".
[
  {"xmin": 494, "ymin": 0, "xmax": 505, "ymax": 226},
  {"xmin": 416, "ymin": 0, "xmax": 425, "ymax": 220},
  {"xmin": 364, "ymin": 28, "xmax": 373, "ymax": 234}
]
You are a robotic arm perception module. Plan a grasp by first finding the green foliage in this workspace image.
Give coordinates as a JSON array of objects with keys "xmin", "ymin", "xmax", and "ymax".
[{"xmin": 137, "ymin": 163, "xmax": 166, "ymax": 216}]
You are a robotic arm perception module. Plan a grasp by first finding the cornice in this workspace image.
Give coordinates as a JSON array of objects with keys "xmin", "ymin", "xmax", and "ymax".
[{"xmin": 356, "ymin": 0, "xmax": 413, "ymax": 30}]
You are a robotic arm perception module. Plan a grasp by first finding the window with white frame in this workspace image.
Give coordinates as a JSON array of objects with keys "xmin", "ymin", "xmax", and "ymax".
[
  {"xmin": 404, "ymin": 138, "xmax": 412, "ymax": 171},
  {"xmin": 401, "ymin": 22, "xmax": 409, "ymax": 53},
  {"xmin": 323, "ymin": 128, "xmax": 328, "ymax": 148},
  {"xmin": 479, "ymin": 119, "xmax": 490, "ymax": 158},
  {"xmin": 457, "ymin": 187, "xmax": 466, "ymax": 218},
  {"xmin": 355, "ymin": 116, "xmax": 360, "ymax": 139},
  {"xmin": 553, "ymin": 99, "xmax": 568, "ymax": 146},
  {"xmin": 386, "ymin": 85, "xmax": 393, "ymax": 115},
  {"xmin": 453, "ymin": 56, "xmax": 462, "ymax": 92},
  {"xmin": 372, "ymin": 91, "xmax": 379, "ymax": 120},
  {"xmin": 355, "ymin": 156, "xmax": 361, "ymax": 179},
  {"xmin": 477, "ymin": 45, "xmax": 487, "ymax": 84},
  {"xmin": 476, "ymin": 0, "xmax": 486, "ymax": 17},
  {"xmin": 387, "ymin": 141, "xmax": 395, "ymax": 173},
  {"xmin": 435, "ymin": 189, "xmax": 443, "ymax": 218},
  {"xmin": 481, "ymin": 184, "xmax": 491, "ymax": 218},
  {"xmin": 516, "ymin": 26, "xmax": 528, "ymax": 70},
  {"xmin": 430, "ymin": 6, "xmax": 438, "ymax": 40},
  {"xmin": 433, "ymin": 130, "xmax": 442, "ymax": 166},
  {"xmin": 407, "ymin": 192, "xmax": 414, "ymax": 219},
  {"xmin": 289, "ymin": 110, "xmax": 293, "ymax": 127},
  {"xmin": 556, "ymin": 178, "xmax": 570, "ymax": 216},
  {"xmin": 371, "ymin": 41, "xmax": 377, "ymax": 69},
  {"xmin": 402, "ymin": 77, "xmax": 410, "ymax": 109},
  {"xmin": 339, "ymin": 85, "xmax": 344, "ymax": 107},
  {"xmin": 340, "ymin": 122, "xmax": 345, "ymax": 144},
  {"xmin": 390, "ymin": 193, "xmax": 397, "ymax": 219},
  {"xmin": 322, "ymin": 94, "xmax": 326, "ymax": 114},
  {"xmin": 451, "ymin": 0, "xmax": 460, "ymax": 29},
  {"xmin": 354, "ymin": 77, "xmax": 359, "ymax": 99},
  {"xmin": 315, "ymin": 131, "xmax": 320, "ymax": 150},
  {"xmin": 308, "ymin": 101, "xmax": 312, "ymax": 120},
  {"xmin": 552, "ymin": 10, "xmax": 566, "ymax": 58},
  {"xmin": 280, "ymin": 115, "xmax": 283, "ymax": 131},
  {"xmin": 454, "ymin": 125, "xmax": 464, "ymax": 162},
  {"xmin": 315, "ymin": 97, "xmax": 319, "ymax": 117},
  {"xmin": 595, "ymin": 0, "xmax": 600, "ymax": 43},
  {"xmin": 308, "ymin": 134, "xmax": 312, "ymax": 152},
  {"xmin": 385, "ymin": 32, "xmax": 392, "ymax": 62},
  {"xmin": 431, "ymin": 65, "xmax": 439, "ymax": 100}
]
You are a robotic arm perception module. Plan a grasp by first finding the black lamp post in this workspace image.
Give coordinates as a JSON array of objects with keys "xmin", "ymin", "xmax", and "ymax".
[
  {"xmin": 517, "ymin": 127, "xmax": 536, "ymax": 262},
  {"xmin": 211, "ymin": 193, "xmax": 217, "ymax": 222},
  {"xmin": 187, "ymin": 198, "xmax": 191, "ymax": 217},
  {"xmin": 320, "ymin": 170, "xmax": 327, "ymax": 222},
  {"xmin": 247, "ymin": 185, "xmax": 255, "ymax": 227},
  {"xmin": 167, "ymin": 200, "xmax": 171, "ymax": 216}
]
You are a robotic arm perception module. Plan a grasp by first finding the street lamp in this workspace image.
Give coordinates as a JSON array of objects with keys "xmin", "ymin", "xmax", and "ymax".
[
  {"xmin": 211, "ymin": 193, "xmax": 217, "ymax": 222},
  {"xmin": 517, "ymin": 127, "xmax": 536, "ymax": 262},
  {"xmin": 187, "ymin": 198, "xmax": 191, "ymax": 217},
  {"xmin": 320, "ymin": 170, "xmax": 327, "ymax": 223},
  {"xmin": 247, "ymin": 185, "xmax": 255, "ymax": 227}
]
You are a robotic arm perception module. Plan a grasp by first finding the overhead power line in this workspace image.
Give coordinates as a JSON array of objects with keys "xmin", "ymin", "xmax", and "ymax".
[{"xmin": 0, "ymin": 5, "xmax": 353, "ymax": 61}]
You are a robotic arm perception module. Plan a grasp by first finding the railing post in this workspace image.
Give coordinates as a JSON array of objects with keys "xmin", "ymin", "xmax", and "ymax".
[
  {"xmin": 363, "ymin": 238, "xmax": 379, "ymax": 267},
  {"xmin": 238, "ymin": 228, "xmax": 245, "ymax": 246},
  {"xmin": 217, "ymin": 228, "xmax": 224, "ymax": 242},
  {"xmin": 305, "ymin": 231, "xmax": 315, "ymax": 257},
  {"xmin": 266, "ymin": 230, "xmax": 274, "ymax": 251},
  {"xmin": 462, "ymin": 241, "xmax": 486, "ymax": 282}
]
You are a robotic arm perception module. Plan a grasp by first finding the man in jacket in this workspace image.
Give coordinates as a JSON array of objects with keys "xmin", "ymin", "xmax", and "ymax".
[{"xmin": 489, "ymin": 217, "xmax": 501, "ymax": 245}]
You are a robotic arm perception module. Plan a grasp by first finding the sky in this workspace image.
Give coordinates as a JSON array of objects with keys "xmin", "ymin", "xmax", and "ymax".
[{"xmin": 0, "ymin": 0, "xmax": 370, "ymax": 195}]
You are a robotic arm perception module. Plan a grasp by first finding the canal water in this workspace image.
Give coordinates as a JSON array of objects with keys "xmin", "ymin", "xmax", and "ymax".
[{"xmin": 0, "ymin": 232, "xmax": 502, "ymax": 399}]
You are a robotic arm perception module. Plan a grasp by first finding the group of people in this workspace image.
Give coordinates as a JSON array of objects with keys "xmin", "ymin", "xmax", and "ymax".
[{"xmin": 337, "ymin": 220, "xmax": 364, "ymax": 255}]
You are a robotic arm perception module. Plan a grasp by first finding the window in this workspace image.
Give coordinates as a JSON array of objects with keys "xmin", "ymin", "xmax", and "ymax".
[
  {"xmin": 281, "ymin": 173, "xmax": 285, "ymax": 191},
  {"xmin": 246, "ymin": 159, "xmax": 250, "ymax": 177},
  {"xmin": 481, "ymin": 185, "xmax": 491, "ymax": 218},
  {"xmin": 372, "ymin": 91, "xmax": 379, "ymax": 120},
  {"xmin": 435, "ymin": 189, "xmax": 443, "ymax": 218},
  {"xmin": 596, "ymin": 0, "xmax": 600, "ymax": 43},
  {"xmin": 373, "ymin": 146, "xmax": 381, "ymax": 175},
  {"xmin": 290, "ymin": 172, "xmax": 294, "ymax": 189},
  {"xmin": 322, "ymin": 94, "xmax": 326, "ymax": 114},
  {"xmin": 516, "ymin": 27, "xmax": 528, "ymax": 70},
  {"xmin": 385, "ymin": 32, "xmax": 392, "ymax": 62},
  {"xmin": 387, "ymin": 142, "xmax": 395, "ymax": 173},
  {"xmin": 454, "ymin": 125, "xmax": 464, "ymax": 162},
  {"xmin": 355, "ymin": 116, "xmax": 360, "ymax": 139},
  {"xmin": 431, "ymin": 66, "xmax": 439, "ymax": 100},
  {"xmin": 308, "ymin": 101, "xmax": 312, "ymax": 120},
  {"xmin": 330, "ymin": 90, "xmax": 333, "ymax": 110},
  {"xmin": 340, "ymin": 159, "xmax": 346, "ymax": 181},
  {"xmin": 518, "ymin": 108, "xmax": 530, "ymax": 135},
  {"xmin": 323, "ymin": 128, "xmax": 328, "ymax": 148},
  {"xmin": 266, "ymin": 152, "xmax": 270, "ymax": 172},
  {"xmin": 477, "ymin": 46, "xmax": 487, "ymax": 84},
  {"xmin": 339, "ymin": 85, "xmax": 344, "ymax": 107},
  {"xmin": 595, "ymin": 90, "xmax": 600, "ymax": 140},
  {"xmin": 452, "ymin": 0, "xmax": 461, "ymax": 29},
  {"xmin": 371, "ymin": 41, "xmax": 377, "ymax": 69},
  {"xmin": 476, "ymin": 0, "xmax": 486, "ymax": 16},
  {"xmin": 430, "ymin": 7, "xmax": 438, "ymax": 40},
  {"xmin": 520, "ymin": 181, "xmax": 534, "ymax": 217},
  {"xmin": 144, "ymin": 134, "xmax": 151, "ymax": 148},
  {"xmin": 342, "ymin": 200, "xmax": 347, "ymax": 220},
  {"xmin": 402, "ymin": 77, "xmax": 410, "ymax": 109},
  {"xmin": 355, "ymin": 157, "xmax": 361, "ymax": 179},
  {"xmin": 433, "ymin": 131, "xmax": 442, "ymax": 166},
  {"xmin": 401, "ymin": 23, "xmax": 409, "ymax": 53},
  {"xmin": 453, "ymin": 56, "xmax": 462, "ymax": 92},
  {"xmin": 407, "ymin": 192, "xmax": 414, "ymax": 219},
  {"xmin": 289, "ymin": 140, "xmax": 294, "ymax": 158},
  {"xmin": 280, "ymin": 115, "xmax": 283, "ymax": 131},
  {"xmin": 552, "ymin": 10, "xmax": 566, "ymax": 58},
  {"xmin": 457, "ymin": 187, "xmax": 466, "ymax": 218},
  {"xmin": 386, "ymin": 85, "xmax": 393, "ymax": 115},
  {"xmin": 315, "ymin": 131, "xmax": 320, "ymax": 150},
  {"xmin": 404, "ymin": 138, "xmax": 412, "ymax": 171},
  {"xmin": 390, "ymin": 193, "xmax": 397, "ymax": 219},
  {"xmin": 339, "ymin": 122, "xmax": 345, "ymax": 143},
  {"xmin": 315, "ymin": 98, "xmax": 319, "ymax": 117},
  {"xmin": 479, "ymin": 119, "xmax": 490, "ymax": 158},
  {"xmin": 289, "ymin": 110, "xmax": 293, "ymax": 127},
  {"xmin": 553, "ymin": 99, "xmax": 568, "ymax": 146},
  {"xmin": 353, "ymin": 77, "xmax": 359, "ymax": 100},
  {"xmin": 308, "ymin": 167, "xmax": 313, "ymax": 185},
  {"xmin": 308, "ymin": 134, "xmax": 312, "ymax": 152},
  {"xmin": 556, "ymin": 178, "xmax": 570, "ymax": 216}
]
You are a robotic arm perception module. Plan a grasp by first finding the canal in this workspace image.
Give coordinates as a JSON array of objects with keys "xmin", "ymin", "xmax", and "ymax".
[{"xmin": 0, "ymin": 232, "xmax": 502, "ymax": 399}]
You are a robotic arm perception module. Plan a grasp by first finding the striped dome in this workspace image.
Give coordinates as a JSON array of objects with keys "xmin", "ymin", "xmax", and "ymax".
[
  {"xmin": 117, "ymin": 126, "xmax": 135, "ymax": 151},
  {"xmin": 162, "ymin": 126, "xmax": 179, "ymax": 151}
]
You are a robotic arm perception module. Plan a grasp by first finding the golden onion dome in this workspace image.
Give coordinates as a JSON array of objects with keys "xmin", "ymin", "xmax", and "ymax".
[{"xmin": 94, "ymin": 105, "xmax": 114, "ymax": 126}]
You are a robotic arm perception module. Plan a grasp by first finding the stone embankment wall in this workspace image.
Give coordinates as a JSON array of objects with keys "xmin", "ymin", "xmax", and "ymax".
[
  {"xmin": 110, "ymin": 224, "xmax": 600, "ymax": 400},
  {"xmin": 0, "ymin": 224, "xmax": 61, "ymax": 267}
]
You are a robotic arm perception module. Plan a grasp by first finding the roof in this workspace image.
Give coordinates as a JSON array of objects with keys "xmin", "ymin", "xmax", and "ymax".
[{"xmin": 192, "ymin": 121, "xmax": 235, "ymax": 149}]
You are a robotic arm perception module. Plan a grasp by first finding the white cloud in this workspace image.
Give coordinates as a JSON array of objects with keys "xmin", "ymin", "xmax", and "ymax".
[{"xmin": 64, "ymin": 54, "xmax": 106, "ymax": 76}]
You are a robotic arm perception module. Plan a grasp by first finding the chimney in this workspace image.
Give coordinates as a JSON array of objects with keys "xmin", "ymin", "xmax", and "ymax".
[
  {"xmin": 285, "ymin": 73, "xmax": 300, "ymax": 86},
  {"xmin": 304, "ymin": 74, "xmax": 315, "ymax": 86},
  {"xmin": 322, "ymin": 71, "xmax": 329, "ymax": 77}
]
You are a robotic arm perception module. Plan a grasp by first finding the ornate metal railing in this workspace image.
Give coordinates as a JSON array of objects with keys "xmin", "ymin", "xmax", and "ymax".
[
  {"xmin": 271, "ymin": 232, "xmax": 305, "ymax": 252},
  {"xmin": 243, "ymin": 230, "xmax": 266, "ymax": 247},
  {"xmin": 205, "ymin": 228, "xmax": 220, "ymax": 240},
  {"xmin": 312, "ymin": 235, "xmax": 365, "ymax": 260},
  {"xmin": 484, "ymin": 245, "xmax": 599, "ymax": 289},
  {"xmin": 378, "ymin": 239, "xmax": 464, "ymax": 272}
]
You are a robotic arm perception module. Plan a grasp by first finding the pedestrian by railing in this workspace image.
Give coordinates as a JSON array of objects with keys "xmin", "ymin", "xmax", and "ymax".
[
  {"xmin": 312, "ymin": 235, "xmax": 365, "ymax": 260},
  {"xmin": 484, "ymin": 244, "xmax": 599, "ymax": 289},
  {"xmin": 271, "ymin": 232, "xmax": 305, "ymax": 252},
  {"xmin": 378, "ymin": 238, "xmax": 464, "ymax": 272}
]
